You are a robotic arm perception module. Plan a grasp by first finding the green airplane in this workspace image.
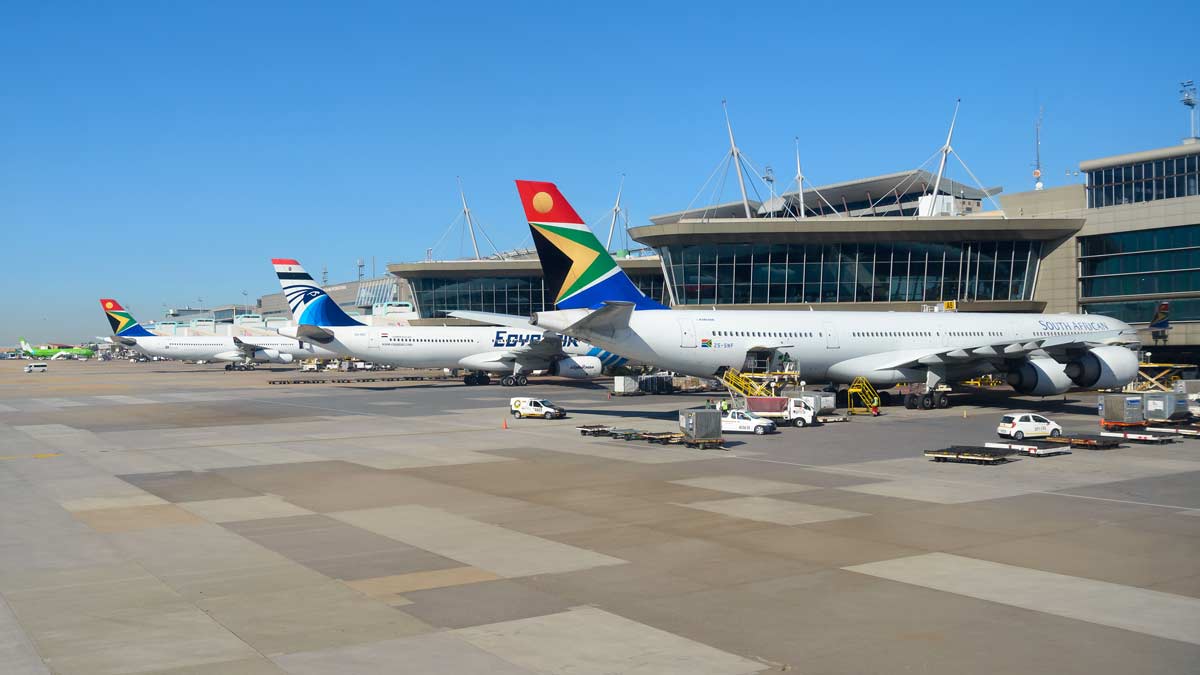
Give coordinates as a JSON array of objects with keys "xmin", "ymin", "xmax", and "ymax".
[{"xmin": 19, "ymin": 338, "xmax": 95, "ymax": 360}]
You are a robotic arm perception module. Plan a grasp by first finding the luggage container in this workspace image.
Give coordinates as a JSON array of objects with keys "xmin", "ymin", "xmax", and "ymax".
[
  {"xmin": 1172, "ymin": 379, "xmax": 1200, "ymax": 395},
  {"xmin": 1098, "ymin": 394, "xmax": 1144, "ymax": 424},
  {"xmin": 679, "ymin": 408, "xmax": 724, "ymax": 449},
  {"xmin": 613, "ymin": 376, "xmax": 639, "ymax": 394},
  {"xmin": 1142, "ymin": 391, "xmax": 1189, "ymax": 422},
  {"xmin": 639, "ymin": 375, "xmax": 674, "ymax": 395},
  {"xmin": 797, "ymin": 391, "xmax": 836, "ymax": 415}
]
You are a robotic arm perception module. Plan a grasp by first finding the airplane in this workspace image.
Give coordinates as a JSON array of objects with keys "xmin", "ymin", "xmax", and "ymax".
[
  {"xmin": 468, "ymin": 180, "xmax": 1142, "ymax": 408},
  {"xmin": 270, "ymin": 258, "xmax": 630, "ymax": 386},
  {"xmin": 99, "ymin": 298, "xmax": 340, "ymax": 370},
  {"xmin": 19, "ymin": 338, "xmax": 95, "ymax": 360}
]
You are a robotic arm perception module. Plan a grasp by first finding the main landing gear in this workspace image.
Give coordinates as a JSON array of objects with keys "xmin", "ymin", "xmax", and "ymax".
[
  {"xmin": 225, "ymin": 363, "xmax": 256, "ymax": 371},
  {"xmin": 904, "ymin": 390, "xmax": 952, "ymax": 410},
  {"xmin": 500, "ymin": 374, "xmax": 529, "ymax": 387},
  {"xmin": 464, "ymin": 372, "xmax": 492, "ymax": 386}
]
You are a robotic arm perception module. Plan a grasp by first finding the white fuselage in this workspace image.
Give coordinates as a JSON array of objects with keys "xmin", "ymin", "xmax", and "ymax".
[
  {"xmin": 304, "ymin": 325, "xmax": 619, "ymax": 371},
  {"xmin": 547, "ymin": 309, "xmax": 1135, "ymax": 384},
  {"xmin": 129, "ymin": 335, "xmax": 338, "ymax": 362}
]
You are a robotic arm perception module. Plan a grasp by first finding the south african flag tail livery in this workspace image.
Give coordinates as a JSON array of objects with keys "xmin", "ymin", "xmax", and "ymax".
[
  {"xmin": 99, "ymin": 298, "xmax": 155, "ymax": 337},
  {"xmin": 516, "ymin": 180, "xmax": 666, "ymax": 312}
]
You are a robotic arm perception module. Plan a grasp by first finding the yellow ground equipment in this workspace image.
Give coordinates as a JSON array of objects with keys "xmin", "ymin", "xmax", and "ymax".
[
  {"xmin": 1124, "ymin": 363, "xmax": 1195, "ymax": 392},
  {"xmin": 720, "ymin": 368, "xmax": 771, "ymax": 398},
  {"xmin": 847, "ymin": 376, "xmax": 881, "ymax": 415}
]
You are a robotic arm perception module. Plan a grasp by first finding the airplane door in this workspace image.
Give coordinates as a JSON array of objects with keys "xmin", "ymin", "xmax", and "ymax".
[
  {"xmin": 368, "ymin": 332, "xmax": 380, "ymax": 350},
  {"xmin": 823, "ymin": 322, "xmax": 839, "ymax": 349},
  {"xmin": 678, "ymin": 319, "xmax": 697, "ymax": 348},
  {"xmin": 938, "ymin": 324, "xmax": 948, "ymax": 346}
]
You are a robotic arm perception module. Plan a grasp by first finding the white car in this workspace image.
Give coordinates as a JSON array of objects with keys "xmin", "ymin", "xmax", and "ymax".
[
  {"xmin": 721, "ymin": 409, "xmax": 777, "ymax": 435},
  {"xmin": 997, "ymin": 413, "xmax": 1062, "ymax": 440}
]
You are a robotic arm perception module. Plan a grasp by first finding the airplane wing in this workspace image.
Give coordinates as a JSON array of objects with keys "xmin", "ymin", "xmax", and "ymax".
[
  {"xmin": 231, "ymin": 336, "xmax": 261, "ymax": 357},
  {"xmin": 868, "ymin": 329, "xmax": 1140, "ymax": 372},
  {"xmin": 447, "ymin": 310, "xmax": 535, "ymax": 329}
]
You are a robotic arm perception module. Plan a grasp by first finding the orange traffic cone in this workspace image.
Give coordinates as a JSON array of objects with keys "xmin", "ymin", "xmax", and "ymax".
[{"xmin": 502, "ymin": 418, "xmax": 508, "ymax": 430}]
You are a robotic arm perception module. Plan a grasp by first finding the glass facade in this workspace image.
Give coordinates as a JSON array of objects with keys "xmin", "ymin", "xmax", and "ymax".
[
  {"xmin": 1082, "ymin": 298, "xmax": 1200, "ymax": 324},
  {"xmin": 1078, "ymin": 222, "xmax": 1200, "ymax": 301},
  {"xmin": 1087, "ymin": 153, "xmax": 1200, "ymax": 208},
  {"xmin": 410, "ymin": 272, "xmax": 667, "ymax": 318},
  {"xmin": 660, "ymin": 241, "xmax": 1041, "ymax": 305}
]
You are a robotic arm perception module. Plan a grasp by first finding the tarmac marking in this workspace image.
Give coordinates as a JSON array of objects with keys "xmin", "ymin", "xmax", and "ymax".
[
  {"xmin": 29, "ymin": 397, "xmax": 87, "ymax": 408},
  {"xmin": 0, "ymin": 453, "xmax": 61, "ymax": 461},
  {"xmin": 728, "ymin": 455, "xmax": 1200, "ymax": 512},
  {"xmin": 94, "ymin": 395, "xmax": 159, "ymax": 405},
  {"xmin": 0, "ymin": 403, "xmax": 16, "ymax": 412},
  {"xmin": 845, "ymin": 552, "xmax": 1200, "ymax": 646}
]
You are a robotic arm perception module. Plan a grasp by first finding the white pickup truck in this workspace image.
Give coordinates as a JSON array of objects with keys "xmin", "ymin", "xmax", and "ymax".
[{"xmin": 720, "ymin": 409, "xmax": 777, "ymax": 435}]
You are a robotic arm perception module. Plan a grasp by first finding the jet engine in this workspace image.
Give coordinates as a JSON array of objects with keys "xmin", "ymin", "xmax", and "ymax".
[
  {"xmin": 258, "ymin": 349, "xmax": 294, "ymax": 364},
  {"xmin": 1063, "ymin": 346, "xmax": 1139, "ymax": 389},
  {"xmin": 549, "ymin": 356, "xmax": 603, "ymax": 379},
  {"xmin": 1006, "ymin": 357, "xmax": 1073, "ymax": 396}
]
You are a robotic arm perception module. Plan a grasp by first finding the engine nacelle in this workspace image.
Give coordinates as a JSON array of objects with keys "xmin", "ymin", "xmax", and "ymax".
[
  {"xmin": 1006, "ymin": 357, "xmax": 1073, "ymax": 396},
  {"xmin": 1064, "ymin": 346, "xmax": 1139, "ymax": 389},
  {"xmin": 549, "ymin": 356, "xmax": 603, "ymax": 379},
  {"xmin": 258, "ymin": 349, "xmax": 294, "ymax": 364},
  {"xmin": 458, "ymin": 352, "xmax": 509, "ymax": 371}
]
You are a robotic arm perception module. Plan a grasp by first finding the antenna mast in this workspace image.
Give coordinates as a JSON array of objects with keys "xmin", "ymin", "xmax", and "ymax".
[
  {"xmin": 606, "ymin": 174, "xmax": 625, "ymax": 250},
  {"xmin": 723, "ymin": 100, "xmax": 753, "ymax": 219},
  {"xmin": 1182, "ymin": 80, "xmax": 1198, "ymax": 143},
  {"xmin": 1034, "ymin": 106, "xmax": 1044, "ymax": 190},
  {"xmin": 457, "ymin": 176, "xmax": 482, "ymax": 261}
]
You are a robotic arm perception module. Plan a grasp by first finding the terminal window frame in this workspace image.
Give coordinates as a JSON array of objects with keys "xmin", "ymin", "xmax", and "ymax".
[
  {"xmin": 1078, "ymin": 223, "xmax": 1200, "ymax": 299},
  {"xmin": 661, "ymin": 241, "xmax": 1040, "ymax": 306},
  {"xmin": 1086, "ymin": 154, "xmax": 1200, "ymax": 208}
]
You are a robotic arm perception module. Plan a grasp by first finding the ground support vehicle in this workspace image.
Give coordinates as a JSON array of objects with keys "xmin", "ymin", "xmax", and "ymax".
[
  {"xmin": 576, "ymin": 425, "xmax": 614, "ymax": 437},
  {"xmin": 925, "ymin": 446, "xmax": 1015, "ymax": 465},
  {"xmin": 745, "ymin": 397, "xmax": 818, "ymax": 427},
  {"xmin": 510, "ymin": 397, "xmax": 566, "ymax": 419}
]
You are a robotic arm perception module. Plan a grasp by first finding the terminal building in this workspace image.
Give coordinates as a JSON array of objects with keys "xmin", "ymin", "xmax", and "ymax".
[{"xmin": 257, "ymin": 139, "xmax": 1200, "ymax": 361}]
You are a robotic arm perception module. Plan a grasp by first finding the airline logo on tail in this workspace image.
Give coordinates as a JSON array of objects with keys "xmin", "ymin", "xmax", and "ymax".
[
  {"xmin": 272, "ymin": 258, "xmax": 364, "ymax": 327},
  {"xmin": 99, "ymin": 299, "xmax": 155, "ymax": 337},
  {"xmin": 515, "ymin": 180, "xmax": 666, "ymax": 311},
  {"xmin": 19, "ymin": 338, "xmax": 34, "ymax": 354},
  {"xmin": 1149, "ymin": 301, "xmax": 1170, "ymax": 330}
]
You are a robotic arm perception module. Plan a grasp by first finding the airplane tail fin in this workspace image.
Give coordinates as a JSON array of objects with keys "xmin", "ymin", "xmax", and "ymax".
[
  {"xmin": 1149, "ymin": 301, "xmax": 1170, "ymax": 330},
  {"xmin": 515, "ymin": 180, "xmax": 667, "ymax": 311},
  {"xmin": 99, "ymin": 299, "xmax": 155, "ymax": 337},
  {"xmin": 272, "ymin": 258, "xmax": 363, "ymax": 326},
  {"xmin": 18, "ymin": 337, "xmax": 34, "ymax": 354}
]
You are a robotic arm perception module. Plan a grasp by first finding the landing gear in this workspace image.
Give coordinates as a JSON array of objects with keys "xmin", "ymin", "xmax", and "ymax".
[
  {"xmin": 500, "ymin": 374, "xmax": 530, "ymax": 387},
  {"xmin": 225, "ymin": 363, "xmax": 255, "ymax": 371},
  {"xmin": 906, "ymin": 388, "xmax": 951, "ymax": 410},
  {"xmin": 464, "ymin": 372, "xmax": 492, "ymax": 386}
]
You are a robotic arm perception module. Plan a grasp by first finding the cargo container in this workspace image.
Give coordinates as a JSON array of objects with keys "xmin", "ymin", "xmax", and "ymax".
[
  {"xmin": 1142, "ymin": 391, "xmax": 1190, "ymax": 421},
  {"xmin": 1098, "ymin": 394, "xmax": 1144, "ymax": 424},
  {"xmin": 1172, "ymin": 380, "xmax": 1200, "ymax": 395},
  {"xmin": 613, "ymin": 376, "xmax": 639, "ymax": 394},
  {"xmin": 680, "ymin": 408, "xmax": 722, "ymax": 444},
  {"xmin": 797, "ymin": 391, "xmax": 836, "ymax": 415}
]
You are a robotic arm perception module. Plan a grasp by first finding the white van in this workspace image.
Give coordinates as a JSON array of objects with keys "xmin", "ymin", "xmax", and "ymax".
[{"xmin": 24, "ymin": 362, "xmax": 48, "ymax": 373}]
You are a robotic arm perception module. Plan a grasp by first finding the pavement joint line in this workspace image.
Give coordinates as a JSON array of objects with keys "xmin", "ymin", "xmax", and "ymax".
[
  {"xmin": 0, "ymin": 453, "xmax": 61, "ymax": 461},
  {"xmin": 726, "ymin": 454, "xmax": 1200, "ymax": 512}
]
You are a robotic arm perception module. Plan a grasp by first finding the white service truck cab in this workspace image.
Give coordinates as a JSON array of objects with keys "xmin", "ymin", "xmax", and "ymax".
[{"xmin": 721, "ymin": 409, "xmax": 777, "ymax": 435}]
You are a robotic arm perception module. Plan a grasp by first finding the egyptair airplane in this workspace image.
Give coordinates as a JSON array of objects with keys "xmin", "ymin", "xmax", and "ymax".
[
  {"xmin": 269, "ymin": 258, "xmax": 630, "ymax": 386},
  {"xmin": 458, "ymin": 180, "xmax": 1141, "ymax": 408},
  {"xmin": 99, "ymin": 298, "xmax": 339, "ymax": 370}
]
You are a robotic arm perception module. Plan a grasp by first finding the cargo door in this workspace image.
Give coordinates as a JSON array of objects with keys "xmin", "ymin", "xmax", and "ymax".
[
  {"xmin": 368, "ymin": 331, "xmax": 380, "ymax": 350},
  {"xmin": 678, "ymin": 319, "xmax": 697, "ymax": 348},
  {"xmin": 823, "ymin": 322, "xmax": 839, "ymax": 349}
]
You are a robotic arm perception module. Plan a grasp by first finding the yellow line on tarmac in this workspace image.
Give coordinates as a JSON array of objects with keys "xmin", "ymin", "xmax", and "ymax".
[{"xmin": 0, "ymin": 453, "xmax": 61, "ymax": 461}]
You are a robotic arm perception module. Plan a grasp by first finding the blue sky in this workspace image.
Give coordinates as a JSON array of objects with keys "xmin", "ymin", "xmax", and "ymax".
[{"xmin": 2, "ymin": 1, "xmax": 1196, "ymax": 344}]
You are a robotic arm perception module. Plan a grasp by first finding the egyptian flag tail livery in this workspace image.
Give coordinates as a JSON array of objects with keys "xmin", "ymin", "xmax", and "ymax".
[
  {"xmin": 272, "ymin": 258, "xmax": 363, "ymax": 327},
  {"xmin": 99, "ymin": 298, "xmax": 155, "ymax": 337},
  {"xmin": 515, "ymin": 180, "xmax": 666, "ymax": 311}
]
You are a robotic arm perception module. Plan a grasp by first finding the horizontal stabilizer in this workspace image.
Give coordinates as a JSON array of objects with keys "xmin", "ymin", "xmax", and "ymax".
[
  {"xmin": 295, "ymin": 324, "xmax": 335, "ymax": 344},
  {"xmin": 447, "ymin": 310, "xmax": 535, "ymax": 329},
  {"xmin": 564, "ymin": 301, "xmax": 634, "ymax": 339}
]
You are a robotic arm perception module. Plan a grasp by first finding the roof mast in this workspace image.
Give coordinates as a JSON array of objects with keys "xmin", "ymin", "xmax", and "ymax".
[
  {"xmin": 723, "ymin": 100, "xmax": 753, "ymax": 219},
  {"xmin": 606, "ymin": 174, "xmax": 625, "ymax": 251},
  {"xmin": 457, "ymin": 176, "xmax": 481, "ymax": 261},
  {"xmin": 1033, "ymin": 106, "xmax": 1044, "ymax": 190},
  {"xmin": 924, "ymin": 98, "xmax": 960, "ymax": 216},
  {"xmin": 793, "ymin": 137, "xmax": 805, "ymax": 219}
]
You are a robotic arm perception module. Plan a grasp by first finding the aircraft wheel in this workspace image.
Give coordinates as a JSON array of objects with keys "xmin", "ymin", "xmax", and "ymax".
[
  {"xmin": 878, "ymin": 391, "xmax": 893, "ymax": 407},
  {"xmin": 478, "ymin": 374, "xmax": 491, "ymax": 386},
  {"xmin": 516, "ymin": 375, "xmax": 528, "ymax": 386},
  {"xmin": 225, "ymin": 364, "xmax": 232, "ymax": 371},
  {"xmin": 936, "ymin": 392, "xmax": 951, "ymax": 408},
  {"xmin": 464, "ymin": 374, "xmax": 477, "ymax": 386},
  {"xmin": 501, "ymin": 376, "xmax": 516, "ymax": 387},
  {"xmin": 904, "ymin": 393, "xmax": 918, "ymax": 409},
  {"xmin": 919, "ymin": 394, "xmax": 934, "ymax": 410}
]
